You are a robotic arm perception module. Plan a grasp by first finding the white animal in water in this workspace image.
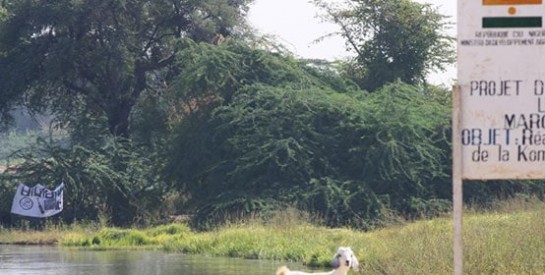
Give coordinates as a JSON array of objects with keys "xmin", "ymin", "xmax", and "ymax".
[{"xmin": 276, "ymin": 246, "xmax": 360, "ymax": 275}]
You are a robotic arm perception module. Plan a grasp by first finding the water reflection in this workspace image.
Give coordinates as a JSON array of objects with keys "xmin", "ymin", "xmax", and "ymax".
[{"xmin": 0, "ymin": 245, "xmax": 312, "ymax": 275}]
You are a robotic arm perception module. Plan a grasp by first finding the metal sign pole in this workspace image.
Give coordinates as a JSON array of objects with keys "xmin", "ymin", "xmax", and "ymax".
[{"xmin": 452, "ymin": 85, "xmax": 463, "ymax": 275}]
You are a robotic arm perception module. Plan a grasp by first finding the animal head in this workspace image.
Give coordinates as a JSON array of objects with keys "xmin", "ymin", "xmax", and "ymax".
[{"xmin": 331, "ymin": 246, "xmax": 359, "ymax": 271}]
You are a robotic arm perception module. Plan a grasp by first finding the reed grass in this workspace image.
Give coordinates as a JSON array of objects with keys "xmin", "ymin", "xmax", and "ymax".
[
  {"xmin": 0, "ymin": 221, "xmax": 91, "ymax": 245},
  {"xmin": 0, "ymin": 228, "xmax": 63, "ymax": 245},
  {"xmin": 2, "ymin": 198, "xmax": 545, "ymax": 273}
]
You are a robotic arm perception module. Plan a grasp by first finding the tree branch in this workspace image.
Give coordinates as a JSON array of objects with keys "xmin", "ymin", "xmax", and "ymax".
[{"xmin": 332, "ymin": 13, "xmax": 364, "ymax": 58}]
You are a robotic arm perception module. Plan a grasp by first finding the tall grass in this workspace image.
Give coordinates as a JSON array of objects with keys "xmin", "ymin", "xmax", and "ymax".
[
  {"xmin": 4, "ymin": 198, "xmax": 545, "ymax": 273},
  {"xmin": 358, "ymin": 197, "xmax": 545, "ymax": 274},
  {"xmin": 61, "ymin": 223, "xmax": 191, "ymax": 249},
  {"xmin": 0, "ymin": 220, "xmax": 91, "ymax": 245},
  {"xmin": 463, "ymin": 198, "xmax": 545, "ymax": 273}
]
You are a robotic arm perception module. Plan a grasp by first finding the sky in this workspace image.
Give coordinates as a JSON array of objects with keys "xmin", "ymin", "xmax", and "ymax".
[{"xmin": 248, "ymin": 0, "xmax": 457, "ymax": 86}]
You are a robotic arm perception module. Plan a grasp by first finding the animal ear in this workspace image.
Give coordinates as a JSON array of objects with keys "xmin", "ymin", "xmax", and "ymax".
[
  {"xmin": 331, "ymin": 254, "xmax": 340, "ymax": 268},
  {"xmin": 351, "ymin": 255, "xmax": 360, "ymax": 272}
]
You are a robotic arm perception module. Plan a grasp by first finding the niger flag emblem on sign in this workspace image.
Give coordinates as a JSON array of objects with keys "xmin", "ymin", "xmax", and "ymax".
[{"xmin": 483, "ymin": 0, "xmax": 543, "ymax": 28}]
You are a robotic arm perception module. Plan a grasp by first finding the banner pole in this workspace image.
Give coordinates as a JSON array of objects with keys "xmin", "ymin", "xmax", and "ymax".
[{"xmin": 452, "ymin": 85, "xmax": 463, "ymax": 275}]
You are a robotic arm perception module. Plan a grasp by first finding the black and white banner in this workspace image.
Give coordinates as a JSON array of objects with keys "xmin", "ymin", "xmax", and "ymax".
[{"xmin": 11, "ymin": 183, "xmax": 64, "ymax": 218}]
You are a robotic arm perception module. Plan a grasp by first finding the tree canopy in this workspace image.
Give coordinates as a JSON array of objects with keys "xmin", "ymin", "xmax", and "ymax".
[
  {"xmin": 0, "ymin": 0, "xmax": 251, "ymax": 137},
  {"xmin": 162, "ymin": 41, "xmax": 452, "ymax": 228},
  {"xmin": 316, "ymin": 0, "xmax": 455, "ymax": 91}
]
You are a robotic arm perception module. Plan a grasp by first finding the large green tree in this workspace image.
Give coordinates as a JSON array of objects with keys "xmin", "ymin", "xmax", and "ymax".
[
  {"xmin": 316, "ymin": 0, "xmax": 455, "ymax": 91},
  {"xmin": 0, "ymin": 0, "xmax": 251, "ymax": 137},
  {"xmin": 163, "ymin": 41, "xmax": 452, "ymax": 228}
]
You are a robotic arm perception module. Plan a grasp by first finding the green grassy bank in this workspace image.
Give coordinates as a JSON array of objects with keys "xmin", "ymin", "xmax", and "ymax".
[{"xmin": 2, "ymin": 199, "xmax": 545, "ymax": 274}]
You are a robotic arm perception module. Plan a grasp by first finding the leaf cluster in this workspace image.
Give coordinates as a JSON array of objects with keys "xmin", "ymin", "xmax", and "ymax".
[{"xmin": 317, "ymin": 0, "xmax": 455, "ymax": 91}]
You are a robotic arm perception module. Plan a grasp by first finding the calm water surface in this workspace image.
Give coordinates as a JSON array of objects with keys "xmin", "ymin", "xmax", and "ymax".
[{"xmin": 0, "ymin": 245, "xmax": 312, "ymax": 275}]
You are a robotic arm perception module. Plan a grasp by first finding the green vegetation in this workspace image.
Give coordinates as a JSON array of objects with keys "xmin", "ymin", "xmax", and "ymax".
[
  {"xmin": 1, "ymin": 0, "xmax": 543, "ymax": 272},
  {"xmin": 0, "ymin": 0, "xmax": 251, "ymax": 137},
  {"xmin": 167, "ymin": 76, "xmax": 452, "ymax": 229},
  {"xmin": 316, "ymin": 0, "xmax": 455, "ymax": 91},
  {"xmin": 0, "ymin": 0, "xmax": 543, "ymax": 240},
  {"xmin": 2, "ymin": 199, "xmax": 545, "ymax": 273}
]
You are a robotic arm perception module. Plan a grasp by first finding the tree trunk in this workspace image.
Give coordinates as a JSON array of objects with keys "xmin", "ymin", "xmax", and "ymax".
[{"xmin": 108, "ymin": 100, "xmax": 132, "ymax": 138}]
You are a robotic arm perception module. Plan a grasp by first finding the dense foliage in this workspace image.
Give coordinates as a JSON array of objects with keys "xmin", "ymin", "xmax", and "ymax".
[
  {"xmin": 0, "ymin": 0, "xmax": 251, "ymax": 226},
  {"xmin": 1, "ymin": 0, "xmax": 543, "ymax": 229},
  {"xmin": 1, "ymin": 134, "xmax": 166, "ymax": 226},
  {"xmin": 161, "ymin": 41, "xmax": 453, "ymax": 228},
  {"xmin": 0, "ymin": 0, "xmax": 251, "ymax": 136},
  {"xmin": 165, "ymin": 46, "xmax": 453, "ymax": 227},
  {"xmin": 316, "ymin": 0, "xmax": 455, "ymax": 91}
]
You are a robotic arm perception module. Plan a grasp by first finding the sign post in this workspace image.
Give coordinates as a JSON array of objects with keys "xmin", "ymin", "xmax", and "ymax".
[
  {"xmin": 452, "ymin": 85, "xmax": 463, "ymax": 275},
  {"xmin": 457, "ymin": 0, "xmax": 545, "ymax": 273}
]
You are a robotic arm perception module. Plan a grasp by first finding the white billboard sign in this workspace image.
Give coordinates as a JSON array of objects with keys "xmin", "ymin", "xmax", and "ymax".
[{"xmin": 458, "ymin": 0, "xmax": 545, "ymax": 179}]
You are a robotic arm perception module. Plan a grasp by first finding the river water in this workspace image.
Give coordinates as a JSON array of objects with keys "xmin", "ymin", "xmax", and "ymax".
[{"xmin": 0, "ymin": 245, "xmax": 312, "ymax": 275}]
